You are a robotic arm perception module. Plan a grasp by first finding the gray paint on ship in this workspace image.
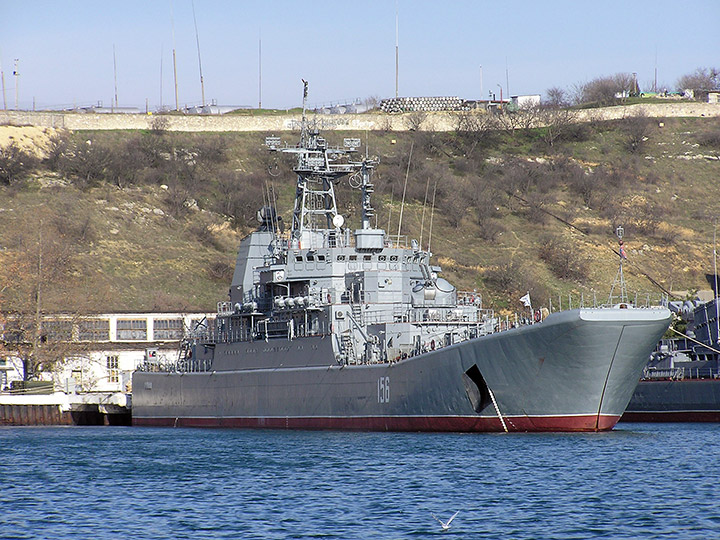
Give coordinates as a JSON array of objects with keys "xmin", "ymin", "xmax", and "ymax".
[{"xmin": 132, "ymin": 308, "xmax": 671, "ymax": 428}]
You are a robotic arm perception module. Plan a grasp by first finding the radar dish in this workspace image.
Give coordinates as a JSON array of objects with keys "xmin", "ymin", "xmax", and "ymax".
[{"xmin": 333, "ymin": 214, "xmax": 345, "ymax": 228}]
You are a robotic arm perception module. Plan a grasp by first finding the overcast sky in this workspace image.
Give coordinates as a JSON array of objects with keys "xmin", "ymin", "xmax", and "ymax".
[{"xmin": 1, "ymin": 0, "xmax": 719, "ymax": 110}]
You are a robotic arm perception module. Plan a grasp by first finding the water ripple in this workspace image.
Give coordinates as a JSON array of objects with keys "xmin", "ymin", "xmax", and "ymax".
[{"xmin": 2, "ymin": 424, "xmax": 720, "ymax": 538}]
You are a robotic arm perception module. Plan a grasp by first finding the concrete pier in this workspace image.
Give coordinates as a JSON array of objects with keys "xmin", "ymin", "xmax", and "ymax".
[{"xmin": 0, "ymin": 392, "xmax": 131, "ymax": 426}]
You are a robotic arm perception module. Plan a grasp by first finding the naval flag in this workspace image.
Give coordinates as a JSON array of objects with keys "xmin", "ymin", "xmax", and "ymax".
[{"xmin": 520, "ymin": 293, "xmax": 532, "ymax": 308}]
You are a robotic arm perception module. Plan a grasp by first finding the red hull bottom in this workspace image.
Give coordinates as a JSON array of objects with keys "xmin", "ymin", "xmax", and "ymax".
[
  {"xmin": 621, "ymin": 411, "xmax": 720, "ymax": 423},
  {"xmin": 133, "ymin": 414, "xmax": 620, "ymax": 432}
]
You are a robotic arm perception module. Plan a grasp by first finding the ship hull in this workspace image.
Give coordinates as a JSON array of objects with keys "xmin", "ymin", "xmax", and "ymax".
[
  {"xmin": 132, "ymin": 308, "xmax": 670, "ymax": 432},
  {"xmin": 621, "ymin": 379, "xmax": 720, "ymax": 422}
]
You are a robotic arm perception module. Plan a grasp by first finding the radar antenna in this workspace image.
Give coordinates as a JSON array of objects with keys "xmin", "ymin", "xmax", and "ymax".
[{"xmin": 264, "ymin": 81, "xmax": 378, "ymax": 250}]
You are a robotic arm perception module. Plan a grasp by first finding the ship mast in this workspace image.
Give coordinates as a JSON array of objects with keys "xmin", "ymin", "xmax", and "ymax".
[{"xmin": 266, "ymin": 81, "xmax": 377, "ymax": 250}]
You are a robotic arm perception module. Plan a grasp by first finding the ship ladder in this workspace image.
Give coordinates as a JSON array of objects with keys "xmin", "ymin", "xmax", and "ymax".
[
  {"xmin": 487, "ymin": 387, "xmax": 509, "ymax": 433},
  {"xmin": 351, "ymin": 303, "xmax": 363, "ymax": 325},
  {"xmin": 341, "ymin": 334, "xmax": 356, "ymax": 364}
]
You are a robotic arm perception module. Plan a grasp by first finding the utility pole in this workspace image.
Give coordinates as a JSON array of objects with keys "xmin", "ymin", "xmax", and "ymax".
[
  {"xmin": 113, "ymin": 45, "xmax": 118, "ymax": 111},
  {"xmin": 0, "ymin": 51, "xmax": 6, "ymax": 110},
  {"xmin": 654, "ymin": 46, "xmax": 658, "ymax": 93},
  {"xmin": 258, "ymin": 31, "xmax": 262, "ymax": 109},
  {"xmin": 479, "ymin": 65, "xmax": 483, "ymax": 98},
  {"xmin": 171, "ymin": 0, "xmax": 179, "ymax": 111},
  {"xmin": 505, "ymin": 57, "xmax": 509, "ymax": 100},
  {"xmin": 13, "ymin": 58, "xmax": 19, "ymax": 110},
  {"xmin": 160, "ymin": 45, "xmax": 163, "ymax": 110},
  {"xmin": 395, "ymin": 2, "xmax": 399, "ymax": 98},
  {"xmin": 192, "ymin": 0, "xmax": 205, "ymax": 107}
]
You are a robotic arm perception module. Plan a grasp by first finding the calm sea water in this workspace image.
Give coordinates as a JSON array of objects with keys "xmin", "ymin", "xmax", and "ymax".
[{"xmin": 1, "ymin": 424, "xmax": 719, "ymax": 539}]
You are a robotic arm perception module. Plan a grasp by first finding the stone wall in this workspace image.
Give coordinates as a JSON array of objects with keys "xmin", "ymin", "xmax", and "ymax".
[{"xmin": 1, "ymin": 102, "xmax": 719, "ymax": 133}]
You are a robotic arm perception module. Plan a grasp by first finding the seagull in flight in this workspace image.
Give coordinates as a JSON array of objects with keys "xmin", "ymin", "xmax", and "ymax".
[{"xmin": 432, "ymin": 510, "xmax": 459, "ymax": 530}]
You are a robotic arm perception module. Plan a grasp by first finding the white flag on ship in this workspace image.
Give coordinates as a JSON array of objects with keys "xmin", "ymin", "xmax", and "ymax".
[{"xmin": 519, "ymin": 293, "xmax": 532, "ymax": 307}]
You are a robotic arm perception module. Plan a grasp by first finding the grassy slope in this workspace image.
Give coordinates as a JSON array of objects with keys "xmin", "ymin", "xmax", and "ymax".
[{"xmin": 0, "ymin": 117, "xmax": 718, "ymax": 314}]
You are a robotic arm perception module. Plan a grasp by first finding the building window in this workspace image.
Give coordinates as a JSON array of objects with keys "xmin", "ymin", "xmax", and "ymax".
[
  {"xmin": 41, "ymin": 320, "xmax": 73, "ymax": 342},
  {"xmin": 117, "ymin": 319, "xmax": 147, "ymax": 341},
  {"xmin": 107, "ymin": 355, "xmax": 119, "ymax": 383},
  {"xmin": 78, "ymin": 319, "xmax": 110, "ymax": 341},
  {"xmin": 154, "ymin": 319, "xmax": 183, "ymax": 340}
]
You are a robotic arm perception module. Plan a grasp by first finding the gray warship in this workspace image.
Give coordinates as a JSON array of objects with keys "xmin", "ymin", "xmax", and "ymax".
[
  {"xmin": 623, "ymin": 296, "xmax": 720, "ymax": 422},
  {"xmin": 132, "ymin": 84, "xmax": 672, "ymax": 432}
]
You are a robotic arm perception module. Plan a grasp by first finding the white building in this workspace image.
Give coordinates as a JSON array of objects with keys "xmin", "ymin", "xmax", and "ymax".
[
  {"xmin": 510, "ymin": 94, "xmax": 541, "ymax": 109},
  {"xmin": 1, "ymin": 312, "xmax": 214, "ymax": 393}
]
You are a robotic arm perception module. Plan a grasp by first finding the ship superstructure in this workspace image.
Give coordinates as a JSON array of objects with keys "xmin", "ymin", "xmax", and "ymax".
[{"xmin": 132, "ymin": 84, "xmax": 672, "ymax": 432}]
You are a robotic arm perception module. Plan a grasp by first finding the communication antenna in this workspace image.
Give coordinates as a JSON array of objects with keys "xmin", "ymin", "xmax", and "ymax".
[
  {"xmin": 386, "ymin": 186, "xmax": 394, "ymax": 235},
  {"xmin": 170, "ymin": 0, "xmax": 179, "ymax": 111},
  {"xmin": 113, "ymin": 45, "xmax": 118, "ymax": 110},
  {"xmin": 13, "ymin": 58, "xmax": 19, "ymax": 110},
  {"xmin": 479, "ymin": 64, "xmax": 483, "ymax": 98},
  {"xmin": 159, "ymin": 45, "xmax": 163, "ymax": 109},
  {"xmin": 427, "ymin": 179, "xmax": 438, "ymax": 254},
  {"xmin": 714, "ymin": 219, "xmax": 719, "ymax": 343},
  {"xmin": 654, "ymin": 46, "xmax": 658, "ymax": 93},
  {"xmin": 396, "ymin": 141, "xmax": 413, "ymax": 242},
  {"xmin": 505, "ymin": 57, "xmax": 509, "ymax": 99},
  {"xmin": 395, "ymin": 1, "xmax": 399, "ymax": 98},
  {"xmin": 258, "ymin": 30, "xmax": 262, "ymax": 109},
  {"xmin": 608, "ymin": 226, "xmax": 628, "ymax": 305},
  {"xmin": 418, "ymin": 172, "xmax": 431, "ymax": 249},
  {"xmin": 0, "ymin": 50, "xmax": 6, "ymax": 110},
  {"xmin": 191, "ymin": 0, "xmax": 205, "ymax": 107},
  {"xmin": 300, "ymin": 79, "xmax": 309, "ymax": 146}
]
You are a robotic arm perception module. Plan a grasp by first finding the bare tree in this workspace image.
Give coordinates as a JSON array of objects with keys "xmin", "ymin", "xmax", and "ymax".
[
  {"xmin": 0, "ymin": 217, "xmax": 96, "ymax": 382},
  {"xmin": 545, "ymin": 87, "xmax": 569, "ymax": 108},
  {"xmin": 451, "ymin": 111, "xmax": 497, "ymax": 158},
  {"xmin": 149, "ymin": 115, "xmax": 170, "ymax": 135},
  {"xmin": 621, "ymin": 110, "xmax": 653, "ymax": 153},
  {"xmin": 404, "ymin": 111, "xmax": 428, "ymax": 131},
  {"xmin": 574, "ymin": 73, "xmax": 635, "ymax": 106},
  {"xmin": 537, "ymin": 107, "xmax": 580, "ymax": 147},
  {"xmin": 677, "ymin": 67, "xmax": 720, "ymax": 92},
  {"xmin": 58, "ymin": 138, "xmax": 111, "ymax": 188},
  {"xmin": 538, "ymin": 234, "xmax": 589, "ymax": 281},
  {"xmin": 0, "ymin": 143, "xmax": 38, "ymax": 185}
]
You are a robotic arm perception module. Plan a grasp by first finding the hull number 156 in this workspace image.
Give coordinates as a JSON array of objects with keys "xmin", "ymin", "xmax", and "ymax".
[{"xmin": 378, "ymin": 376, "xmax": 390, "ymax": 403}]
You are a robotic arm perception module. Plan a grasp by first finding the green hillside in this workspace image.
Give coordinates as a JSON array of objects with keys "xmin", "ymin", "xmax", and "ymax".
[{"xmin": 1, "ymin": 114, "xmax": 719, "ymax": 316}]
